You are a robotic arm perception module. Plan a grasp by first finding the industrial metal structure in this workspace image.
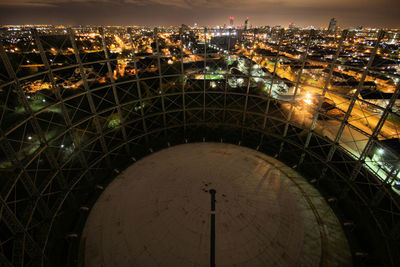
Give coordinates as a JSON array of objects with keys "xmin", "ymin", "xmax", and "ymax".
[{"xmin": 0, "ymin": 26, "xmax": 400, "ymax": 266}]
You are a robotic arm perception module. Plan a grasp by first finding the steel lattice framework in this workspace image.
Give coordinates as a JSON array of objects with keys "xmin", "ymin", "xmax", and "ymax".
[{"xmin": 0, "ymin": 26, "xmax": 400, "ymax": 266}]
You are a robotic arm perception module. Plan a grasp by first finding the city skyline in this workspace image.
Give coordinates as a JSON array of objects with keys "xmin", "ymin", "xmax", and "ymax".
[
  {"xmin": 0, "ymin": 0, "xmax": 399, "ymax": 28},
  {"xmin": 1, "ymin": 4, "xmax": 400, "ymax": 265}
]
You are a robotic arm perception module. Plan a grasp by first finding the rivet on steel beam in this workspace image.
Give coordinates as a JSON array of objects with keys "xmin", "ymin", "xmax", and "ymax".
[
  {"xmin": 327, "ymin": 197, "xmax": 337, "ymax": 203},
  {"xmin": 343, "ymin": 221, "xmax": 354, "ymax": 227},
  {"xmin": 355, "ymin": 252, "xmax": 368, "ymax": 257}
]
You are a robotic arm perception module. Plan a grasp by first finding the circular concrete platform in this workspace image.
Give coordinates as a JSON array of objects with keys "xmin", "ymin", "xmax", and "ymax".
[{"xmin": 81, "ymin": 143, "xmax": 351, "ymax": 267}]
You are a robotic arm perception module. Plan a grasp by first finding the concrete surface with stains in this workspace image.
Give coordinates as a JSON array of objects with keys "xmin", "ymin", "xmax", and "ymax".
[{"xmin": 81, "ymin": 143, "xmax": 352, "ymax": 267}]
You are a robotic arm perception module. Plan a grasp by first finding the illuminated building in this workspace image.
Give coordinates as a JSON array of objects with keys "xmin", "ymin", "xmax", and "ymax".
[
  {"xmin": 229, "ymin": 16, "xmax": 234, "ymax": 27},
  {"xmin": 328, "ymin": 18, "xmax": 337, "ymax": 33}
]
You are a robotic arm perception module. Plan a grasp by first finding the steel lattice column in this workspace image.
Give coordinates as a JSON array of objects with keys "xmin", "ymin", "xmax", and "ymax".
[
  {"xmin": 259, "ymin": 29, "xmax": 284, "ymax": 148},
  {"xmin": 222, "ymin": 28, "xmax": 232, "ymax": 125},
  {"xmin": 203, "ymin": 28, "xmax": 208, "ymax": 122},
  {"xmin": 297, "ymin": 30, "xmax": 348, "ymax": 167},
  {"xmin": 127, "ymin": 27, "xmax": 150, "ymax": 145},
  {"xmin": 154, "ymin": 28, "xmax": 167, "ymax": 138},
  {"xmin": 178, "ymin": 28, "xmax": 187, "ymax": 135},
  {"xmin": 67, "ymin": 28, "xmax": 112, "ymax": 168},
  {"xmin": 320, "ymin": 30, "xmax": 385, "ymax": 182},
  {"xmin": 31, "ymin": 29, "xmax": 93, "ymax": 184},
  {"xmin": 278, "ymin": 30, "xmax": 314, "ymax": 156},
  {"xmin": 98, "ymin": 27, "xmax": 130, "ymax": 155},
  {"xmin": 241, "ymin": 32, "xmax": 256, "ymax": 139}
]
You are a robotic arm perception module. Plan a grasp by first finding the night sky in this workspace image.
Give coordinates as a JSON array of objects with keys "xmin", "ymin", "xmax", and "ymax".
[{"xmin": 0, "ymin": 0, "xmax": 399, "ymax": 28}]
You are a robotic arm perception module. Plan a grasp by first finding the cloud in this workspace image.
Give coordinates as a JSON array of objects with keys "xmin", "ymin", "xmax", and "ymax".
[
  {"xmin": 0, "ymin": 0, "xmax": 369, "ymax": 9},
  {"xmin": 0, "ymin": 0, "xmax": 397, "ymax": 28},
  {"xmin": 0, "ymin": 0, "xmax": 122, "ymax": 7},
  {"xmin": 0, "ymin": 0, "xmax": 56, "ymax": 7}
]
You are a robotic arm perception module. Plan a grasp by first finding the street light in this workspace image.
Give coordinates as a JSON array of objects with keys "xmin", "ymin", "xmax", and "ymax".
[{"xmin": 304, "ymin": 93, "xmax": 312, "ymax": 104}]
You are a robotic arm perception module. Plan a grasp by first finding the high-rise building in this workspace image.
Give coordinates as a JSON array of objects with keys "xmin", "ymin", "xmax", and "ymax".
[
  {"xmin": 328, "ymin": 18, "xmax": 337, "ymax": 33},
  {"xmin": 229, "ymin": 16, "xmax": 234, "ymax": 27},
  {"xmin": 244, "ymin": 17, "xmax": 249, "ymax": 30}
]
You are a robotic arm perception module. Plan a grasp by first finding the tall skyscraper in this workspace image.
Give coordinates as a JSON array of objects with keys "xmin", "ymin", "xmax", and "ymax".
[
  {"xmin": 328, "ymin": 18, "xmax": 337, "ymax": 33},
  {"xmin": 229, "ymin": 16, "xmax": 234, "ymax": 27},
  {"xmin": 244, "ymin": 17, "xmax": 249, "ymax": 30}
]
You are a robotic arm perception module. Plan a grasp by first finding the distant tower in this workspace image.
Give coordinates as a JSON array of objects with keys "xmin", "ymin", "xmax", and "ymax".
[
  {"xmin": 244, "ymin": 17, "xmax": 249, "ymax": 30},
  {"xmin": 229, "ymin": 16, "xmax": 234, "ymax": 27},
  {"xmin": 328, "ymin": 18, "xmax": 337, "ymax": 33}
]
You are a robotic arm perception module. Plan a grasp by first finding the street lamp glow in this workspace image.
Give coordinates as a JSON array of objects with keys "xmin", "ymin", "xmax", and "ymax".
[{"xmin": 304, "ymin": 93, "xmax": 312, "ymax": 104}]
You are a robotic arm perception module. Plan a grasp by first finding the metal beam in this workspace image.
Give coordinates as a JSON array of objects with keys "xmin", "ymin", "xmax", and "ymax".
[
  {"xmin": 298, "ymin": 30, "xmax": 348, "ymax": 166},
  {"xmin": 67, "ymin": 28, "xmax": 112, "ymax": 168},
  {"xmin": 203, "ymin": 28, "xmax": 208, "ymax": 122},
  {"xmin": 222, "ymin": 29, "xmax": 232, "ymax": 124},
  {"xmin": 154, "ymin": 28, "xmax": 167, "ymax": 136},
  {"xmin": 127, "ymin": 27, "xmax": 150, "ymax": 145},
  {"xmin": 278, "ymin": 30, "xmax": 314, "ymax": 156},
  {"xmin": 320, "ymin": 30, "xmax": 385, "ymax": 182},
  {"xmin": 98, "ymin": 27, "xmax": 130, "ymax": 155},
  {"xmin": 241, "ymin": 32, "xmax": 256, "ymax": 138},
  {"xmin": 179, "ymin": 28, "xmax": 187, "ymax": 135},
  {"xmin": 31, "ymin": 29, "xmax": 92, "ymax": 184},
  {"xmin": 0, "ymin": 194, "xmax": 45, "ymax": 266},
  {"xmin": 259, "ymin": 29, "xmax": 284, "ymax": 146}
]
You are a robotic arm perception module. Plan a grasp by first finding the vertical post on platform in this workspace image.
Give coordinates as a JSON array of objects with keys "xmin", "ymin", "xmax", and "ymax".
[
  {"xmin": 222, "ymin": 28, "xmax": 232, "ymax": 124},
  {"xmin": 127, "ymin": 27, "xmax": 150, "ymax": 146},
  {"xmin": 99, "ymin": 27, "xmax": 130, "ymax": 155},
  {"xmin": 320, "ymin": 30, "xmax": 385, "ymax": 183},
  {"xmin": 154, "ymin": 27, "xmax": 167, "ymax": 136},
  {"xmin": 297, "ymin": 30, "xmax": 348, "ymax": 167},
  {"xmin": 278, "ymin": 29, "xmax": 314, "ymax": 156},
  {"xmin": 179, "ymin": 27, "xmax": 187, "ymax": 136},
  {"xmin": 203, "ymin": 27, "xmax": 208, "ymax": 122}
]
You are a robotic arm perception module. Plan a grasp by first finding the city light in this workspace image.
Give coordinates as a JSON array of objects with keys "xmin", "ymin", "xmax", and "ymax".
[
  {"xmin": 1, "ymin": 21, "xmax": 400, "ymax": 267},
  {"xmin": 304, "ymin": 93, "xmax": 313, "ymax": 104}
]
